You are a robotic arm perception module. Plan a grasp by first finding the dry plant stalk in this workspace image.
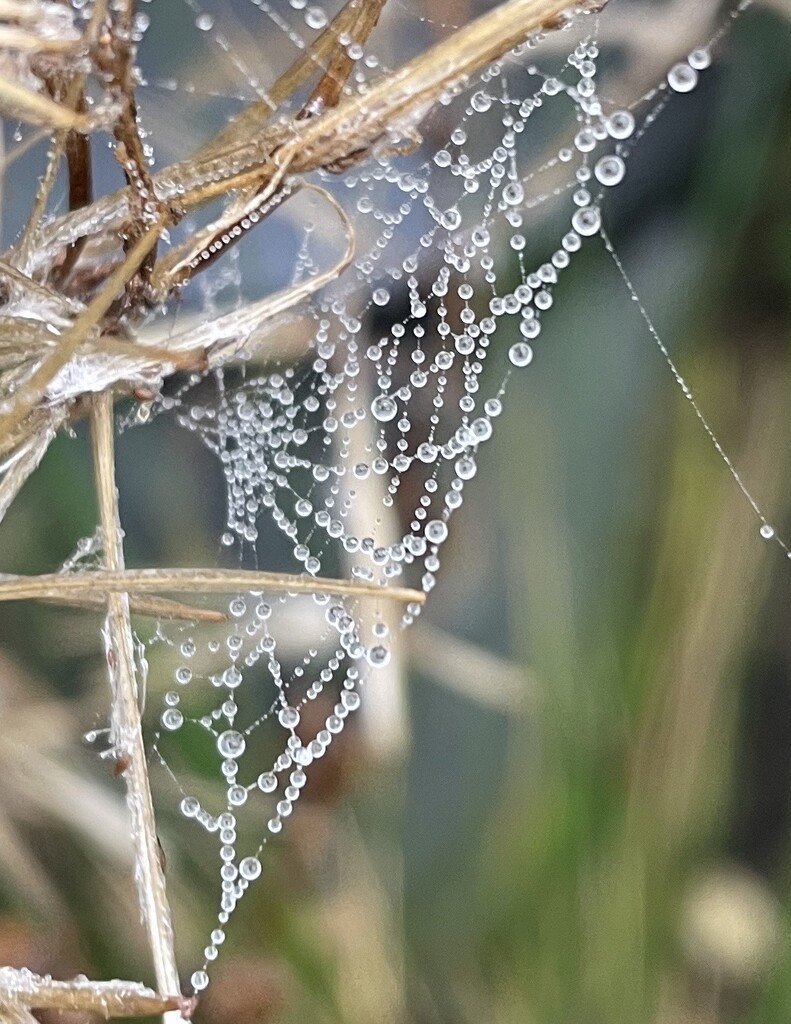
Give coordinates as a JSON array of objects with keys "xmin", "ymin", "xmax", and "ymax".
[
  {"xmin": 90, "ymin": 390, "xmax": 181, "ymax": 1000},
  {"xmin": 0, "ymin": 0, "xmax": 606, "ymax": 1014},
  {"xmin": 0, "ymin": 567, "xmax": 427, "ymax": 605},
  {"xmin": 0, "ymin": 967, "xmax": 195, "ymax": 1019}
]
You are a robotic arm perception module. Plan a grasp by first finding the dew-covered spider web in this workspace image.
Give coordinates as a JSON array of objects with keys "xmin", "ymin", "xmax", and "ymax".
[{"xmin": 71, "ymin": 0, "xmax": 782, "ymax": 988}]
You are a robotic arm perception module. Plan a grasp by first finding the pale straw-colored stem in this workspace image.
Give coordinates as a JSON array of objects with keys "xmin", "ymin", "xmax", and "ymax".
[
  {"xmin": 89, "ymin": 393, "xmax": 181, "ymax": 1003},
  {"xmin": 0, "ymin": 567, "xmax": 427, "ymax": 606},
  {"xmin": 0, "ymin": 968, "xmax": 192, "ymax": 1019}
]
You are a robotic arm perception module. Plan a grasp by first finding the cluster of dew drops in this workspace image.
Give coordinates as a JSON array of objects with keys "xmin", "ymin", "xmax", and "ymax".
[{"xmin": 150, "ymin": 2, "xmax": 719, "ymax": 992}]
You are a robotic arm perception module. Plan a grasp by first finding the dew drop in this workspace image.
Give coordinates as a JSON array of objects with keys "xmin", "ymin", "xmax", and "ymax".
[
  {"xmin": 367, "ymin": 645, "xmax": 391, "ymax": 668},
  {"xmin": 509, "ymin": 342, "xmax": 534, "ymax": 367},
  {"xmin": 571, "ymin": 206, "xmax": 601, "ymax": 237},
  {"xmin": 161, "ymin": 708, "xmax": 183, "ymax": 731},
  {"xmin": 341, "ymin": 691, "xmax": 361, "ymax": 711},
  {"xmin": 257, "ymin": 772, "xmax": 277, "ymax": 793},
  {"xmin": 371, "ymin": 395, "xmax": 398, "ymax": 422},
  {"xmin": 688, "ymin": 48, "xmax": 711, "ymax": 70},
  {"xmin": 442, "ymin": 208, "xmax": 462, "ymax": 231},
  {"xmin": 425, "ymin": 519, "xmax": 448, "ymax": 544},
  {"xmin": 228, "ymin": 785, "xmax": 247, "ymax": 806},
  {"xmin": 667, "ymin": 62, "xmax": 698, "ymax": 93},
  {"xmin": 239, "ymin": 856, "xmax": 262, "ymax": 880},
  {"xmin": 605, "ymin": 110, "xmax": 635, "ymax": 140},
  {"xmin": 191, "ymin": 971, "xmax": 209, "ymax": 992},
  {"xmin": 503, "ymin": 181, "xmax": 524, "ymax": 206},
  {"xmin": 574, "ymin": 128, "xmax": 597, "ymax": 153},
  {"xmin": 594, "ymin": 155, "xmax": 626, "ymax": 187},
  {"xmin": 217, "ymin": 730, "xmax": 246, "ymax": 759},
  {"xmin": 180, "ymin": 796, "xmax": 199, "ymax": 818},
  {"xmin": 455, "ymin": 457, "xmax": 477, "ymax": 480},
  {"xmin": 278, "ymin": 706, "xmax": 300, "ymax": 728},
  {"xmin": 305, "ymin": 6, "xmax": 328, "ymax": 29},
  {"xmin": 471, "ymin": 90, "xmax": 492, "ymax": 112},
  {"xmin": 472, "ymin": 417, "xmax": 493, "ymax": 442}
]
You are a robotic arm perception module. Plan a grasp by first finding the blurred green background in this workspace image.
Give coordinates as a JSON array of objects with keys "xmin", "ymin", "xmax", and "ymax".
[{"xmin": 1, "ymin": 1, "xmax": 791, "ymax": 1022}]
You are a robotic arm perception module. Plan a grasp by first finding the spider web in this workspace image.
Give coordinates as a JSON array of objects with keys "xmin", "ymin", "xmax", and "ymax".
[{"xmin": 96, "ymin": 0, "xmax": 776, "ymax": 988}]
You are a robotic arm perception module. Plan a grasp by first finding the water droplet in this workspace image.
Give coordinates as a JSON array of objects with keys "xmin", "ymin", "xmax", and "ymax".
[
  {"xmin": 180, "ymin": 796, "xmax": 199, "ymax": 818},
  {"xmin": 425, "ymin": 520, "xmax": 448, "ymax": 544},
  {"xmin": 228, "ymin": 784, "xmax": 247, "ymax": 806},
  {"xmin": 367, "ymin": 645, "xmax": 391, "ymax": 668},
  {"xmin": 472, "ymin": 417, "xmax": 493, "ymax": 442},
  {"xmin": 341, "ymin": 691, "xmax": 361, "ymax": 711},
  {"xmin": 455, "ymin": 457, "xmax": 477, "ymax": 480},
  {"xmin": 594, "ymin": 155, "xmax": 626, "ymax": 187},
  {"xmin": 305, "ymin": 6, "xmax": 327, "ymax": 29},
  {"xmin": 417, "ymin": 442, "xmax": 438, "ymax": 463},
  {"xmin": 760, "ymin": 524, "xmax": 775, "ymax": 540},
  {"xmin": 442, "ymin": 208, "xmax": 462, "ymax": 230},
  {"xmin": 191, "ymin": 971, "xmax": 209, "ymax": 992},
  {"xmin": 257, "ymin": 772, "xmax": 277, "ymax": 793},
  {"xmin": 161, "ymin": 708, "xmax": 183, "ymax": 731},
  {"xmin": 371, "ymin": 395, "xmax": 398, "ymax": 422},
  {"xmin": 571, "ymin": 206, "xmax": 601, "ymax": 237},
  {"xmin": 574, "ymin": 128, "xmax": 597, "ymax": 153},
  {"xmin": 509, "ymin": 342, "xmax": 534, "ymax": 367},
  {"xmin": 195, "ymin": 13, "xmax": 214, "ymax": 31},
  {"xmin": 471, "ymin": 90, "xmax": 492, "ymax": 112},
  {"xmin": 240, "ymin": 856, "xmax": 262, "ymax": 881},
  {"xmin": 605, "ymin": 111, "xmax": 635, "ymax": 139},
  {"xmin": 503, "ymin": 182, "xmax": 524, "ymax": 206},
  {"xmin": 278, "ymin": 706, "xmax": 300, "ymax": 728},
  {"xmin": 667, "ymin": 62, "xmax": 698, "ymax": 93},
  {"xmin": 217, "ymin": 730, "xmax": 246, "ymax": 759},
  {"xmin": 688, "ymin": 48, "xmax": 711, "ymax": 70}
]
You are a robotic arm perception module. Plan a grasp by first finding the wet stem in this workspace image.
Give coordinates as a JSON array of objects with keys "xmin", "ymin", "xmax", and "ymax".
[{"xmin": 89, "ymin": 392, "xmax": 181, "ymax": 1003}]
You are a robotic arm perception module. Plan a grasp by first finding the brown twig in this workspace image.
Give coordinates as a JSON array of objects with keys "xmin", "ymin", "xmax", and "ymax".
[{"xmin": 95, "ymin": 0, "xmax": 161, "ymax": 291}]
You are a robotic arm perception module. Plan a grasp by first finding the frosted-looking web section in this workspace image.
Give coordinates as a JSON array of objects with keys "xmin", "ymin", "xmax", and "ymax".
[{"xmin": 131, "ymin": 0, "xmax": 771, "ymax": 989}]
